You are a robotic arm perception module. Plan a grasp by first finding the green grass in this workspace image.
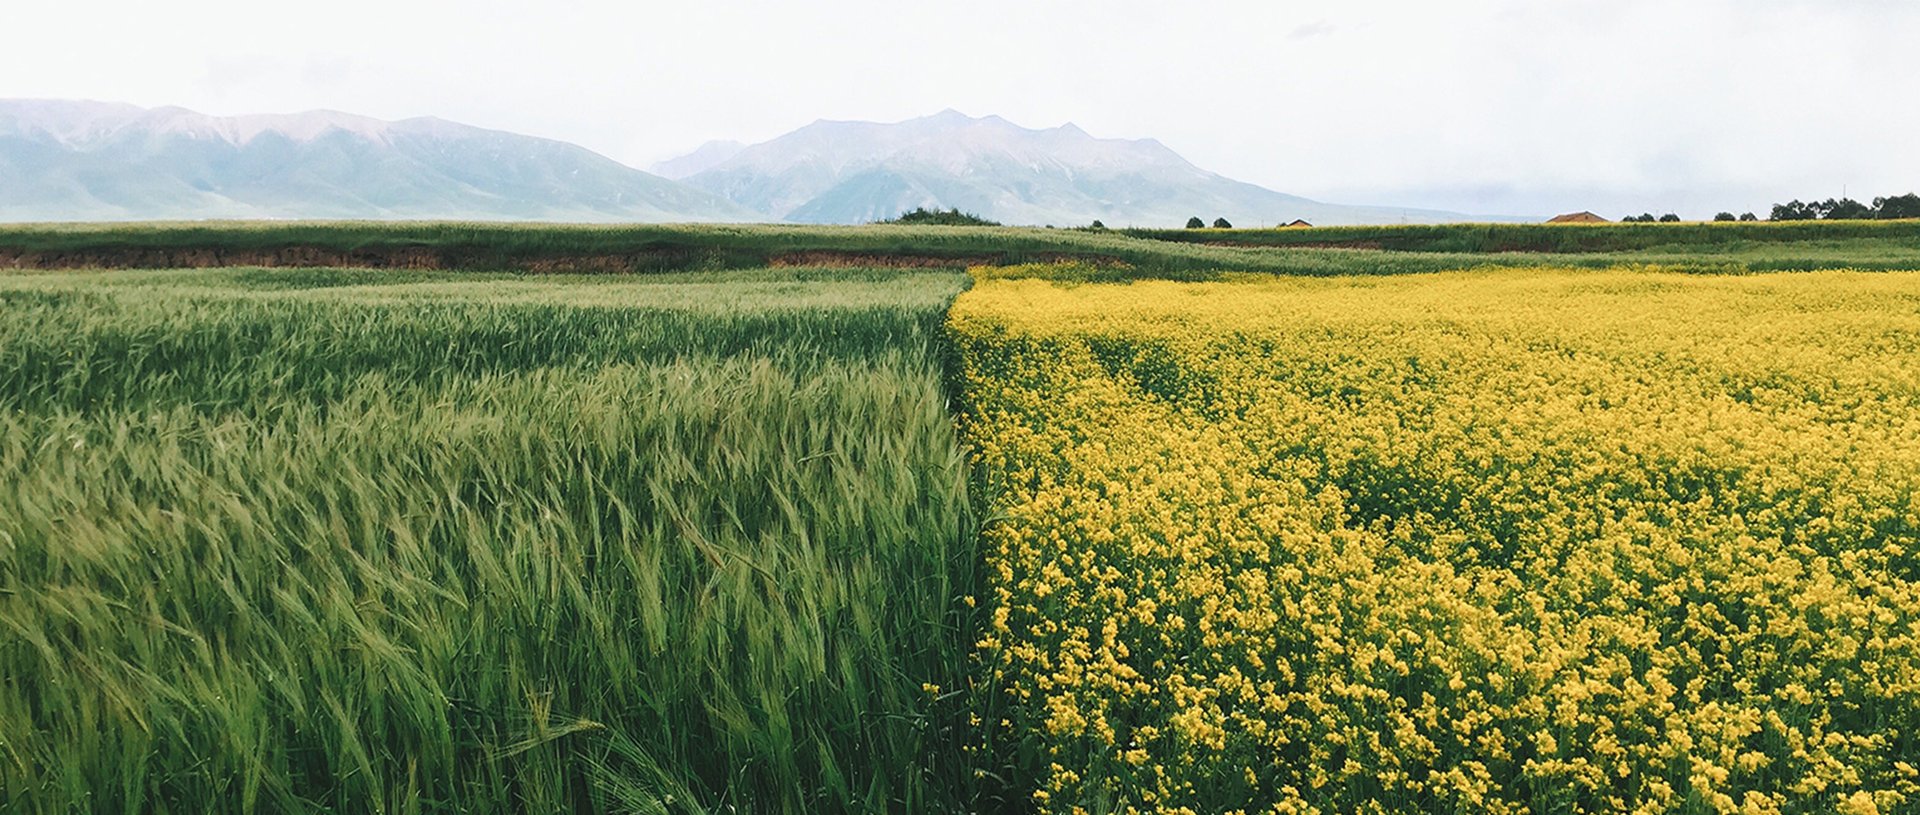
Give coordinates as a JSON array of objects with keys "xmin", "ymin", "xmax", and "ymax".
[
  {"xmin": 6, "ymin": 220, "xmax": 1920, "ymax": 280},
  {"xmin": 1124, "ymin": 217, "xmax": 1920, "ymax": 253},
  {"xmin": 0, "ymin": 266, "xmax": 980, "ymax": 813}
]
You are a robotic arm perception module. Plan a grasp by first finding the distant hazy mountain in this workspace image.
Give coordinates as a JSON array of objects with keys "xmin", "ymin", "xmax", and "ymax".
[
  {"xmin": 0, "ymin": 100, "xmax": 757, "ymax": 222},
  {"xmin": 674, "ymin": 110, "xmax": 1489, "ymax": 227},
  {"xmin": 2, "ymin": 101, "xmax": 1508, "ymax": 226},
  {"xmin": 650, "ymin": 140, "xmax": 747, "ymax": 180}
]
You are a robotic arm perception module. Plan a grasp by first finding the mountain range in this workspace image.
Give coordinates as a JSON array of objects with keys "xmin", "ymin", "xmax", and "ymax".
[
  {"xmin": 658, "ymin": 110, "xmax": 1481, "ymax": 226},
  {"xmin": 1, "ymin": 100, "xmax": 1502, "ymax": 225},
  {"xmin": 0, "ymin": 100, "xmax": 754, "ymax": 222}
]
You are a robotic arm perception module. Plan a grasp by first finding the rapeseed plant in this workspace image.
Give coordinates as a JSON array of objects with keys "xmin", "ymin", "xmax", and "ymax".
[{"xmin": 952, "ymin": 267, "xmax": 1920, "ymax": 814}]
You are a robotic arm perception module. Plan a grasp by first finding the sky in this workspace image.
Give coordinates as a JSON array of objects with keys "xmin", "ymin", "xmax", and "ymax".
[{"xmin": 6, "ymin": 0, "xmax": 1915, "ymax": 218}]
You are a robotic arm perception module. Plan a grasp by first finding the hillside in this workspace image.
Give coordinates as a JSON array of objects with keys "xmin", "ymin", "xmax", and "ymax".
[
  {"xmin": 676, "ymin": 110, "xmax": 1496, "ymax": 227},
  {"xmin": 3, "ymin": 102, "xmax": 1521, "ymax": 227},
  {"xmin": 0, "ymin": 100, "xmax": 758, "ymax": 223}
]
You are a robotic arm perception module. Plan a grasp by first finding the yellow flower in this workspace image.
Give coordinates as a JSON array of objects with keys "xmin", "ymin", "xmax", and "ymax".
[{"xmin": 952, "ymin": 267, "xmax": 1920, "ymax": 814}]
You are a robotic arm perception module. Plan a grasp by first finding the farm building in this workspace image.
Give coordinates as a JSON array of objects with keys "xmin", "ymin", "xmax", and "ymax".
[
  {"xmin": 1281, "ymin": 219, "xmax": 1313, "ymax": 228},
  {"xmin": 1546, "ymin": 211, "xmax": 1609, "ymax": 224}
]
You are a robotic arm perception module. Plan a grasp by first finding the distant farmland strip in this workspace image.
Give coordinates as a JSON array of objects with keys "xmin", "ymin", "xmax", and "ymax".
[
  {"xmin": 6, "ymin": 220, "xmax": 1920, "ymax": 277},
  {"xmin": 1126, "ymin": 217, "xmax": 1920, "ymax": 253}
]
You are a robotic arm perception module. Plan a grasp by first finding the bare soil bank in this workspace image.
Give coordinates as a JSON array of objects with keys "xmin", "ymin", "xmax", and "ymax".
[
  {"xmin": 0, "ymin": 245, "xmax": 750, "ymax": 273},
  {"xmin": 0, "ymin": 246, "xmax": 1121, "ymax": 273}
]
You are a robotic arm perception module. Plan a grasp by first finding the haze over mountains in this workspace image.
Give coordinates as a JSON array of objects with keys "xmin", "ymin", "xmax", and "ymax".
[{"xmin": 1, "ymin": 100, "xmax": 1504, "ymax": 225}]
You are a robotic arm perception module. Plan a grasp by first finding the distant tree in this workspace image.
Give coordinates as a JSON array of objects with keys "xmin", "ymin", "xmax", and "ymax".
[
  {"xmin": 1769, "ymin": 193, "xmax": 1920, "ymax": 221},
  {"xmin": 1186, "ymin": 216, "xmax": 1206, "ymax": 229},
  {"xmin": 1804, "ymin": 197, "xmax": 1866, "ymax": 220},
  {"xmin": 1770, "ymin": 200, "xmax": 1816, "ymax": 221},
  {"xmin": 1713, "ymin": 212, "xmax": 1736, "ymax": 222},
  {"xmin": 1822, "ymin": 198, "xmax": 1874, "ymax": 220},
  {"xmin": 1738, "ymin": 212, "xmax": 1758, "ymax": 222},
  {"xmin": 1876, "ymin": 194, "xmax": 1920, "ymax": 219},
  {"xmin": 878, "ymin": 206, "xmax": 1001, "ymax": 226},
  {"xmin": 1089, "ymin": 219, "xmax": 1107, "ymax": 230},
  {"xmin": 1658, "ymin": 213, "xmax": 1681, "ymax": 223},
  {"xmin": 1634, "ymin": 213, "xmax": 1657, "ymax": 223},
  {"xmin": 1212, "ymin": 217, "xmax": 1233, "ymax": 229}
]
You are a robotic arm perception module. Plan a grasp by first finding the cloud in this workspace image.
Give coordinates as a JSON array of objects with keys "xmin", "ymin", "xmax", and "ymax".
[
  {"xmin": 1288, "ymin": 20, "xmax": 1335, "ymax": 40},
  {"xmin": 198, "ymin": 54, "xmax": 354, "ymax": 103}
]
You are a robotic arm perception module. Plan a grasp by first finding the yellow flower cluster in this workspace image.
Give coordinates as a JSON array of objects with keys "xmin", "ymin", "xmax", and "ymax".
[{"xmin": 950, "ymin": 267, "xmax": 1920, "ymax": 814}]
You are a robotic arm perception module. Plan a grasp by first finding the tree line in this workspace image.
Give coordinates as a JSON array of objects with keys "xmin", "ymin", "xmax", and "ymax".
[
  {"xmin": 1767, "ymin": 194, "xmax": 1920, "ymax": 221},
  {"xmin": 883, "ymin": 194, "xmax": 1920, "ymax": 230},
  {"xmin": 879, "ymin": 207, "xmax": 1001, "ymax": 226},
  {"xmin": 1618, "ymin": 193, "xmax": 1918, "ymax": 224}
]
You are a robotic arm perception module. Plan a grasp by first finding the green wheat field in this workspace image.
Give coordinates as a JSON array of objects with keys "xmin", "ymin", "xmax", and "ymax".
[{"xmin": 0, "ymin": 264, "xmax": 978, "ymax": 812}]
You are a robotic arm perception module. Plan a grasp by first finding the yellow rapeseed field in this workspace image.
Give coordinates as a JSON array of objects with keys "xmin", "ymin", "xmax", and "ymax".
[{"xmin": 950, "ymin": 267, "xmax": 1920, "ymax": 815}]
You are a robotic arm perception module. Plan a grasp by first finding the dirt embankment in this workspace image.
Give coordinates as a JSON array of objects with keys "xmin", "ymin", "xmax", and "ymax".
[
  {"xmin": 767, "ymin": 251, "xmax": 993, "ymax": 268},
  {"xmin": 0, "ymin": 246, "xmax": 450, "ymax": 271},
  {"xmin": 0, "ymin": 245, "xmax": 766, "ymax": 273},
  {"xmin": 1201, "ymin": 240, "xmax": 1387, "ymax": 251},
  {"xmin": 0, "ymin": 246, "xmax": 986, "ymax": 272},
  {"xmin": 0, "ymin": 245, "xmax": 1129, "ymax": 273}
]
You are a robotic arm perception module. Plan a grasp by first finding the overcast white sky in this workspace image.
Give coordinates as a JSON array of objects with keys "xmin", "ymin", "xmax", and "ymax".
[{"xmin": 6, "ymin": 0, "xmax": 1915, "ymax": 217}]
